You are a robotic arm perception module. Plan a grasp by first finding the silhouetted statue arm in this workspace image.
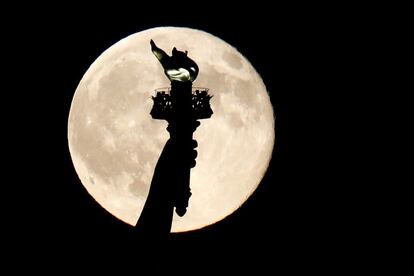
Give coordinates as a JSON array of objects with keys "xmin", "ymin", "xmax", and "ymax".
[
  {"xmin": 136, "ymin": 40, "xmax": 211, "ymax": 237},
  {"xmin": 136, "ymin": 133, "xmax": 199, "ymax": 235}
]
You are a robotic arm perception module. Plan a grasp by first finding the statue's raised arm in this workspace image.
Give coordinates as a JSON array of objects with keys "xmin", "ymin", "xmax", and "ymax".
[
  {"xmin": 136, "ymin": 39, "xmax": 212, "ymax": 236},
  {"xmin": 150, "ymin": 39, "xmax": 199, "ymax": 82}
]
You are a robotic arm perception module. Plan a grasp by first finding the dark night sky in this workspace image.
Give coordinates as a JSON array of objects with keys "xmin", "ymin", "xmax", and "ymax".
[{"xmin": 3, "ymin": 5, "xmax": 372, "ymax": 272}]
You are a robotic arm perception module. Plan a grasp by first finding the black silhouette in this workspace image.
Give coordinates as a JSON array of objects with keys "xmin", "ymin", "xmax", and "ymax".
[{"xmin": 135, "ymin": 40, "xmax": 212, "ymax": 238}]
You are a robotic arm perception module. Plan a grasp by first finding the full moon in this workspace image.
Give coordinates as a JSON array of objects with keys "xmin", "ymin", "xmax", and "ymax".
[{"xmin": 68, "ymin": 27, "xmax": 274, "ymax": 232}]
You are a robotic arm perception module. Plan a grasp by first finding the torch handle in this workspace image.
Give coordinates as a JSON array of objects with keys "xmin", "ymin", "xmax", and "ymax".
[{"xmin": 168, "ymin": 117, "xmax": 198, "ymax": 217}]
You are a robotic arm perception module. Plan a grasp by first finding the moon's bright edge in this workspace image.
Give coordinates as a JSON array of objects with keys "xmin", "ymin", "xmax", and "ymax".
[{"xmin": 68, "ymin": 27, "xmax": 275, "ymax": 232}]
